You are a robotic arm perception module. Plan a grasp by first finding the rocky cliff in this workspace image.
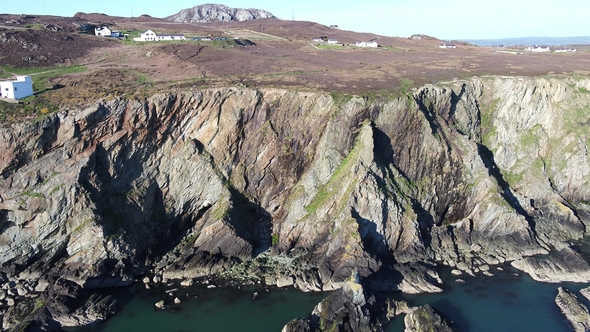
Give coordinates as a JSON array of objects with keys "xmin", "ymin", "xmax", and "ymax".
[
  {"xmin": 165, "ymin": 4, "xmax": 275, "ymax": 23},
  {"xmin": 1, "ymin": 75, "xmax": 590, "ymax": 329}
]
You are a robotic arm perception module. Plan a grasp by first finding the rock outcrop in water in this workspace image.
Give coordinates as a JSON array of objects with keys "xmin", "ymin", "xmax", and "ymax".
[
  {"xmin": 511, "ymin": 245, "xmax": 590, "ymax": 283},
  {"xmin": 282, "ymin": 271, "xmax": 390, "ymax": 332},
  {"xmin": 2, "ymin": 75, "xmax": 590, "ymax": 328},
  {"xmin": 404, "ymin": 305, "xmax": 454, "ymax": 332},
  {"xmin": 555, "ymin": 287, "xmax": 590, "ymax": 332}
]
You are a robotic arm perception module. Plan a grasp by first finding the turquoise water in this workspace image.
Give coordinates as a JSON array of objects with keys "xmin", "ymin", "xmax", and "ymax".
[{"xmin": 68, "ymin": 265, "xmax": 589, "ymax": 332}]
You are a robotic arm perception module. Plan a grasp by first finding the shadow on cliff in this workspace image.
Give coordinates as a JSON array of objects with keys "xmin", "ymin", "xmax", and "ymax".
[
  {"xmin": 227, "ymin": 187, "xmax": 273, "ymax": 256},
  {"xmin": 77, "ymin": 142, "xmax": 209, "ymax": 274}
]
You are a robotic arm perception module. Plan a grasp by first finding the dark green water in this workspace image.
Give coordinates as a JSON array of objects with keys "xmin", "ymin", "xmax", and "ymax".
[
  {"xmin": 67, "ymin": 283, "xmax": 329, "ymax": 332},
  {"xmin": 68, "ymin": 265, "xmax": 588, "ymax": 332}
]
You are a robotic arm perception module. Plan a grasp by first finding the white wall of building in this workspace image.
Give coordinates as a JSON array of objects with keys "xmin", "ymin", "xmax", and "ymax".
[
  {"xmin": 134, "ymin": 30, "xmax": 157, "ymax": 41},
  {"xmin": 95, "ymin": 27, "xmax": 111, "ymax": 37},
  {"xmin": 0, "ymin": 76, "xmax": 34, "ymax": 100}
]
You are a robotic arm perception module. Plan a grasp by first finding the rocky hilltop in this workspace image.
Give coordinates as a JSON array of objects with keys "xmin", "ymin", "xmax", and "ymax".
[
  {"xmin": 165, "ymin": 3, "xmax": 275, "ymax": 23},
  {"xmin": 1, "ymin": 75, "xmax": 590, "ymax": 330}
]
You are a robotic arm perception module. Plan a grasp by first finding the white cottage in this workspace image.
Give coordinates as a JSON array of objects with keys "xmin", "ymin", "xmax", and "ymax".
[
  {"xmin": 95, "ymin": 26, "xmax": 111, "ymax": 37},
  {"xmin": 133, "ymin": 30, "xmax": 185, "ymax": 42},
  {"xmin": 134, "ymin": 30, "xmax": 157, "ymax": 41},
  {"xmin": 157, "ymin": 34, "xmax": 186, "ymax": 41},
  {"xmin": 0, "ymin": 76, "xmax": 34, "ymax": 100},
  {"xmin": 356, "ymin": 41, "xmax": 378, "ymax": 48},
  {"xmin": 439, "ymin": 43, "xmax": 456, "ymax": 49}
]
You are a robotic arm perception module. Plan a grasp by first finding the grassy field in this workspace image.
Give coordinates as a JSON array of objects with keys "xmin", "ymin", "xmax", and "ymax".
[{"xmin": 1, "ymin": 65, "xmax": 87, "ymax": 91}]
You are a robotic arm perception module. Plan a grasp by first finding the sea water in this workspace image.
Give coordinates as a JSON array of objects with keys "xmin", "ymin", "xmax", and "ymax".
[
  {"xmin": 387, "ymin": 265, "xmax": 589, "ymax": 332},
  {"xmin": 68, "ymin": 264, "xmax": 588, "ymax": 332},
  {"xmin": 66, "ymin": 283, "xmax": 329, "ymax": 332}
]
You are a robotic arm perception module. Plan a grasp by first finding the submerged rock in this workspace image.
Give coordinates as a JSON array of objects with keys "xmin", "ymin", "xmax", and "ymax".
[{"xmin": 555, "ymin": 287, "xmax": 590, "ymax": 332}]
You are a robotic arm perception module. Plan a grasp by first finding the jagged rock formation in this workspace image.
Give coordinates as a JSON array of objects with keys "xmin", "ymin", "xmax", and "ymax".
[
  {"xmin": 555, "ymin": 287, "xmax": 590, "ymax": 332},
  {"xmin": 404, "ymin": 305, "xmax": 454, "ymax": 332},
  {"xmin": 2, "ymin": 76, "xmax": 590, "ymax": 328},
  {"xmin": 511, "ymin": 245, "xmax": 590, "ymax": 282},
  {"xmin": 282, "ymin": 271, "xmax": 391, "ymax": 332},
  {"xmin": 165, "ymin": 4, "xmax": 275, "ymax": 23}
]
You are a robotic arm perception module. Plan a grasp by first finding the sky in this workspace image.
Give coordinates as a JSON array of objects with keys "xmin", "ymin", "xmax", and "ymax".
[{"xmin": 2, "ymin": 0, "xmax": 589, "ymax": 40}]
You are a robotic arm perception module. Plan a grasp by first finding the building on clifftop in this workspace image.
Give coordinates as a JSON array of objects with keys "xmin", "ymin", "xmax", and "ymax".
[{"xmin": 0, "ymin": 76, "xmax": 34, "ymax": 100}]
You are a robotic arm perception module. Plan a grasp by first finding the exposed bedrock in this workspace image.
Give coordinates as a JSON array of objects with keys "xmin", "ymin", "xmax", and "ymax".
[
  {"xmin": 1, "ymin": 76, "xmax": 590, "ymax": 327},
  {"xmin": 555, "ymin": 287, "xmax": 590, "ymax": 332},
  {"xmin": 404, "ymin": 304, "xmax": 454, "ymax": 332},
  {"xmin": 282, "ymin": 271, "xmax": 395, "ymax": 332}
]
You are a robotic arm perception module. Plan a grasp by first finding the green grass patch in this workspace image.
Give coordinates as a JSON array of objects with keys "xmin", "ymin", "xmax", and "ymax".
[
  {"xmin": 330, "ymin": 91, "xmax": 353, "ymax": 108},
  {"xmin": 480, "ymin": 98, "xmax": 500, "ymax": 145},
  {"xmin": 519, "ymin": 124, "xmax": 542, "ymax": 147},
  {"xmin": 211, "ymin": 199, "xmax": 230, "ymax": 220},
  {"xmin": 399, "ymin": 78, "xmax": 414, "ymax": 95},
  {"xmin": 19, "ymin": 190, "xmax": 45, "ymax": 199},
  {"xmin": 24, "ymin": 24, "xmax": 44, "ymax": 30},
  {"xmin": 1, "ymin": 65, "xmax": 88, "ymax": 93},
  {"xmin": 316, "ymin": 44, "xmax": 345, "ymax": 49},
  {"xmin": 49, "ymin": 185, "xmax": 62, "ymax": 195},
  {"xmin": 305, "ymin": 132, "xmax": 365, "ymax": 214},
  {"xmin": 504, "ymin": 171, "xmax": 524, "ymax": 186}
]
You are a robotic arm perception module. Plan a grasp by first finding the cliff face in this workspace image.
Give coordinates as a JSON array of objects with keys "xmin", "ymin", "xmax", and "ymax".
[{"xmin": 1, "ymin": 76, "xmax": 590, "ymax": 299}]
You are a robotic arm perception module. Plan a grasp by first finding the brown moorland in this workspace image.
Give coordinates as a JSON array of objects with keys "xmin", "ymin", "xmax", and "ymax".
[{"xmin": 1, "ymin": 13, "xmax": 589, "ymax": 111}]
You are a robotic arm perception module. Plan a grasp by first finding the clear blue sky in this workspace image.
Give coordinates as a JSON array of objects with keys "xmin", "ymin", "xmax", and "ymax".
[{"xmin": 2, "ymin": 1, "xmax": 589, "ymax": 40}]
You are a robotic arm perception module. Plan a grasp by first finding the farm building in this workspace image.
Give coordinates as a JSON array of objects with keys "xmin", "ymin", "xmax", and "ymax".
[
  {"xmin": 134, "ymin": 30, "xmax": 186, "ymax": 42},
  {"xmin": 356, "ymin": 41, "xmax": 379, "ymax": 48},
  {"xmin": 0, "ymin": 76, "xmax": 34, "ymax": 100},
  {"xmin": 439, "ymin": 43, "xmax": 457, "ymax": 49},
  {"xmin": 95, "ymin": 26, "xmax": 111, "ymax": 37}
]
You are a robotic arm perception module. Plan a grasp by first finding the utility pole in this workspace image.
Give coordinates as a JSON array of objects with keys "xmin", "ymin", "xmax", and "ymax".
[{"xmin": 292, "ymin": 8, "xmax": 294, "ymax": 21}]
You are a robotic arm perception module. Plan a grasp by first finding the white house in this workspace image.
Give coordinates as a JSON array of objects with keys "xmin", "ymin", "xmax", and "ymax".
[
  {"xmin": 439, "ymin": 43, "xmax": 456, "ymax": 49},
  {"xmin": 94, "ymin": 26, "xmax": 111, "ymax": 37},
  {"xmin": 311, "ymin": 38, "xmax": 323, "ymax": 43},
  {"xmin": 157, "ymin": 34, "xmax": 186, "ymax": 41},
  {"xmin": 356, "ymin": 41, "xmax": 378, "ymax": 48},
  {"xmin": 134, "ymin": 30, "xmax": 157, "ymax": 41},
  {"xmin": 0, "ymin": 76, "xmax": 34, "ymax": 100},
  {"xmin": 525, "ymin": 45, "xmax": 550, "ymax": 52},
  {"xmin": 328, "ymin": 38, "xmax": 338, "ymax": 44},
  {"xmin": 555, "ymin": 48, "xmax": 577, "ymax": 53},
  {"xmin": 133, "ymin": 30, "xmax": 186, "ymax": 42}
]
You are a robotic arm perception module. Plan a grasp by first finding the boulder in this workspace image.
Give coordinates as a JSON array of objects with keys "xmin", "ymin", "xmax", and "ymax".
[
  {"xmin": 180, "ymin": 279, "xmax": 194, "ymax": 287},
  {"xmin": 155, "ymin": 300, "xmax": 165, "ymax": 309}
]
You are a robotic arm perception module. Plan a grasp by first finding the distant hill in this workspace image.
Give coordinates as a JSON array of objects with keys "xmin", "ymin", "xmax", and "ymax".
[
  {"xmin": 464, "ymin": 36, "xmax": 590, "ymax": 46},
  {"xmin": 165, "ymin": 3, "xmax": 275, "ymax": 23}
]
